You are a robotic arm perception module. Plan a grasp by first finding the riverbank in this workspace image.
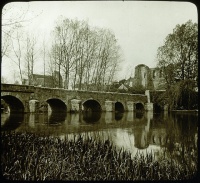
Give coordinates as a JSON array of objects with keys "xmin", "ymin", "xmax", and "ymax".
[
  {"xmin": 171, "ymin": 110, "xmax": 198, "ymax": 114},
  {"xmin": 1, "ymin": 131, "xmax": 197, "ymax": 181}
]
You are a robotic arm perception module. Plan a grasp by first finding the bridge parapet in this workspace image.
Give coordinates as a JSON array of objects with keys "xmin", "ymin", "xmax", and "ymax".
[{"xmin": 1, "ymin": 84, "xmax": 34, "ymax": 93}]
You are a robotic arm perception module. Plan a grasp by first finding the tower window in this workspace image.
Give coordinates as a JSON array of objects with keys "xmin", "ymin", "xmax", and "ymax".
[
  {"xmin": 160, "ymin": 70, "xmax": 163, "ymax": 78},
  {"xmin": 153, "ymin": 70, "xmax": 156, "ymax": 78}
]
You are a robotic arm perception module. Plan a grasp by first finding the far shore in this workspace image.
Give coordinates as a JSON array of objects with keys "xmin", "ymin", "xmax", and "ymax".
[{"xmin": 171, "ymin": 109, "xmax": 198, "ymax": 114}]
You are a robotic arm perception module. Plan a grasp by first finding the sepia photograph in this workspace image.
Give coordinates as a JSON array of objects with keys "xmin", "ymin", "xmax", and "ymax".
[{"xmin": 1, "ymin": 0, "xmax": 198, "ymax": 181}]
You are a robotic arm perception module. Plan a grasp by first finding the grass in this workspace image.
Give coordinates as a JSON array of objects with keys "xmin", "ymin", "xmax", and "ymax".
[{"xmin": 1, "ymin": 131, "xmax": 198, "ymax": 181}]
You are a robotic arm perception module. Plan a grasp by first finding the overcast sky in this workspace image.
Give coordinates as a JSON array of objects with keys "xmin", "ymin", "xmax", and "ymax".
[{"xmin": 1, "ymin": 1, "xmax": 198, "ymax": 83}]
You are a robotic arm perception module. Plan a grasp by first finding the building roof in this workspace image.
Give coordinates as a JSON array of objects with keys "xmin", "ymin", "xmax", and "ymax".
[
  {"xmin": 32, "ymin": 74, "xmax": 52, "ymax": 79},
  {"xmin": 118, "ymin": 84, "xmax": 128, "ymax": 91},
  {"xmin": 135, "ymin": 64, "xmax": 149, "ymax": 69}
]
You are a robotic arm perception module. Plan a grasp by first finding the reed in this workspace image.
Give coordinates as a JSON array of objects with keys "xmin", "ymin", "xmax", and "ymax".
[{"xmin": 1, "ymin": 131, "xmax": 197, "ymax": 181}]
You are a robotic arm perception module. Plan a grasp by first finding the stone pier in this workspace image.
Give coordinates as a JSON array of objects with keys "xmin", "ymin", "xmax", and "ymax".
[
  {"xmin": 105, "ymin": 101, "xmax": 115, "ymax": 112},
  {"xmin": 145, "ymin": 102, "xmax": 154, "ymax": 111},
  {"xmin": 145, "ymin": 90, "xmax": 153, "ymax": 111},
  {"xmin": 29, "ymin": 100, "xmax": 39, "ymax": 113},
  {"xmin": 70, "ymin": 99, "xmax": 82, "ymax": 112},
  {"xmin": 127, "ymin": 101, "xmax": 134, "ymax": 111}
]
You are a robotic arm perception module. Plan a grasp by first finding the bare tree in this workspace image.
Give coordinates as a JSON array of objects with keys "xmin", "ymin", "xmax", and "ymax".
[
  {"xmin": 42, "ymin": 37, "xmax": 46, "ymax": 87},
  {"xmin": 10, "ymin": 27, "xmax": 24, "ymax": 83},
  {"xmin": 1, "ymin": 28, "xmax": 14, "ymax": 58},
  {"xmin": 24, "ymin": 34, "xmax": 37, "ymax": 85},
  {"xmin": 1, "ymin": 4, "xmax": 26, "ymax": 58},
  {"xmin": 46, "ymin": 50, "xmax": 57, "ymax": 87},
  {"xmin": 90, "ymin": 28, "xmax": 122, "ymax": 91},
  {"xmin": 50, "ymin": 17, "xmax": 122, "ymax": 91},
  {"xmin": 2, "ymin": 3, "xmax": 42, "ymax": 85},
  {"xmin": 83, "ymin": 28, "xmax": 99, "ymax": 90},
  {"xmin": 52, "ymin": 18, "xmax": 87, "ymax": 89},
  {"xmin": 1, "ymin": 3, "xmax": 40, "ymax": 59},
  {"xmin": 1, "ymin": 76, "xmax": 8, "ymax": 84}
]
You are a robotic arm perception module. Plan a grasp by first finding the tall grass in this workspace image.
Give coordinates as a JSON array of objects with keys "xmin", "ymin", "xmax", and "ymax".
[{"xmin": 1, "ymin": 131, "xmax": 197, "ymax": 181}]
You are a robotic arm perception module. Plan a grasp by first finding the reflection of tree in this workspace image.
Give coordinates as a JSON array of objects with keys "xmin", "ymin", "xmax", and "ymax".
[{"xmin": 157, "ymin": 113, "xmax": 198, "ymax": 172}]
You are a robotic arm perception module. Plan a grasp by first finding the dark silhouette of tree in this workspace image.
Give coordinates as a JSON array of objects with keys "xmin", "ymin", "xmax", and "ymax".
[{"xmin": 156, "ymin": 20, "xmax": 198, "ymax": 110}]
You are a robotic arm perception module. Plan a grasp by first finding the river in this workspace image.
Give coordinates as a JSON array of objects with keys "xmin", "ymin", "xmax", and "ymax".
[{"xmin": 1, "ymin": 111, "xmax": 198, "ymax": 162}]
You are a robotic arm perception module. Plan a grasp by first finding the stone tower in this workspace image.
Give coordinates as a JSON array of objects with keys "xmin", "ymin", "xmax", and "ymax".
[{"xmin": 133, "ymin": 64, "xmax": 154, "ymax": 89}]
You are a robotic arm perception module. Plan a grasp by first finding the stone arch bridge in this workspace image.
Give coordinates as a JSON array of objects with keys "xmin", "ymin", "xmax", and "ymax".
[{"xmin": 1, "ymin": 84, "xmax": 154, "ymax": 113}]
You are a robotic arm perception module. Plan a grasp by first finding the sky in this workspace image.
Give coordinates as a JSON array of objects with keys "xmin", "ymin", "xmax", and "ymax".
[{"xmin": 1, "ymin": 1, "xmax": 198, "ymax": 83}]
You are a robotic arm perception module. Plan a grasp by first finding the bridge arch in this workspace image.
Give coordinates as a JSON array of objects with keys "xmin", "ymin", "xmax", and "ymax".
[
  {"xmin": 115, "ymin": 102, "xmax": 124, "ymax": 112},
  {"xmin": 135, "ymin": 102, "xmax": 144, "ymax": 111},
  {"xmin": 154, "ymin": 103, "xmax": 162, "ymax": 113},
  {"xmin": 1, "ymin": 95, "xmax": 24, "ymax": 113},
  {"xmin": 82, "ymin": 99, "xmax": 102, "ymax": 112},
  {"xmin": 46, "ymin": 98, "xmax": 67, "ymax": 113}
]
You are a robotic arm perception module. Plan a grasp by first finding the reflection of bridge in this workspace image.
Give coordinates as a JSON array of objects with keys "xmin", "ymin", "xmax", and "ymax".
[
  {"xmin": 1, "ymin": 84, "xmax": 155, "ymax": 113},
  {"xmin": 2, "ymin": 110, "xmax": 168, "ymax": 150}
]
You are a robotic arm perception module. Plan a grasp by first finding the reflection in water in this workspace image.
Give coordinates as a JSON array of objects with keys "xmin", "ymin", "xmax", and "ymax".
[
  {"xmin": 115, "ymin": 112, "xmax": 123, "ymax": 121},
  {"xmin": 135, "ymin": 111, "xmax": 144, "ymax": 119},
  {"xmin": 1, "ymin": 111, "xmax": 198, "ymax": 162},
  {"xmin": 29, "ymin": 114, "xmax": 36, "ymax": 128},
  {"xmin": 82, "ymin": 111, "xmax": 101, "ymax": 123},
  {"xmin": 104, "ymin": 112, "xmax": 114, "ymax": 124},
  {"xmin": 132, "ymin": 112, "xmax": 151, "ymax": 149},
  {"xmin": 70, "ymin": 113, "xmax": 80, "ymax": 125},
  {"xmin": 1, "ymin": 112, "xmax": 24, "ymax": 130},
  {"xmin": 48, "ymin": 111, "xmax": 66, "ymax": 124}
]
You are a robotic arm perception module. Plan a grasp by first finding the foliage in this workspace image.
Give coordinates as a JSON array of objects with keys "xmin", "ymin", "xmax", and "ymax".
[
  {"xmin": 157, "ymin": 20, "xmax": 198, "ymax": 86},
  {"xmin": 174, "ymin": 79, "xmax": 198, "ymax": 110},
  {"xmin": 1, "ymin": 131, "xmax": 197, "ymax": 181},
  {"xmin": 129, "ymin": 84, "xmax": 145, "ymax": 94},
  {"xmin": 150, "ymin": 90, "xmax": 166, "ymax": 110},
  {"xmin": 156, "ymin": 20, "xmax": 198, "ymax": 109},
  {"xmin": 156, "ymin": 79, "xmax": 198, "ymax": 110},
  {"xmin": 119, "ymin": 79, "xmax": 126, "ymax": 85},
  {"xmin": 106, "ymin": 81, "xmax": 119, "ymax": 92}
]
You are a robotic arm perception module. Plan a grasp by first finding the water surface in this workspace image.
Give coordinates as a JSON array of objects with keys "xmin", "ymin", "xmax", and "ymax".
[{"xmin": 1, "ymin": 111, "xmax": 198, "ymax": 161}]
